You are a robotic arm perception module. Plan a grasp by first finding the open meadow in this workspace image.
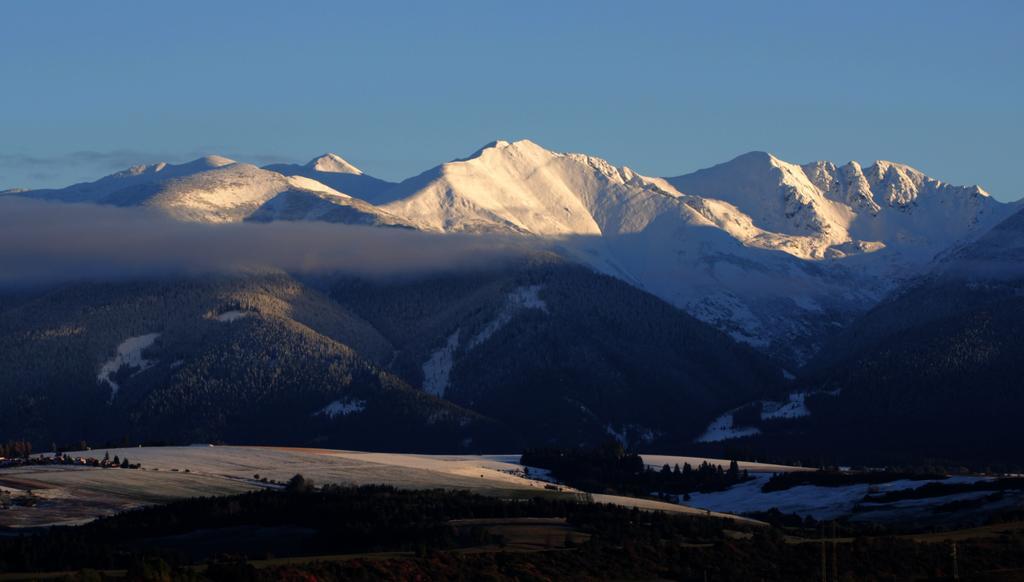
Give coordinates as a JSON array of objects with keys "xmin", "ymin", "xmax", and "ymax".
[{"xmin": 1, "ymin": 446, "xmax": 790, "ymax": 528}]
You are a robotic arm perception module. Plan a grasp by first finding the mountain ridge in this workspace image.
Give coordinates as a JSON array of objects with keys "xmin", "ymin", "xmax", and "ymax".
[{"xmin": 4, "ymin": 139, "xmax": 1015, "ymax": 366}]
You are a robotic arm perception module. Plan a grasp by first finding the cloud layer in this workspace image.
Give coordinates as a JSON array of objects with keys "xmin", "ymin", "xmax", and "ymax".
[{"xmin": 0, "ymin": 199, "xmax": 538, "ymax": 286}]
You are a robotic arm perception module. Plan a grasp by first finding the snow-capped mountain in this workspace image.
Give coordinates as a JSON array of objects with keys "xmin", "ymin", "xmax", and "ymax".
[
  {"xmin": 364, "ymin": 140, "xmax": 1013, "ymax": 364},
  {"xmin": 5, "ymin": 139, "xmax": 1014, "ymax": 366},
  {"xmin": 17, "ymin": 155, "xmax": 236, "ymax": 204},
  {"xmin": 264, "ymin": 153, "xmax": 397, "ymax": 203},
  {"xmin": 667, "ymin": 151, "xmax": 1005, "ymax": 262},
  {"xmin": 13, "ymin": 155, "xmax": 410, "ymax": 227}
]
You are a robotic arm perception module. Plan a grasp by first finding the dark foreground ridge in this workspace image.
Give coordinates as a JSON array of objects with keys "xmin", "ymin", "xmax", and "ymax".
[{"xmin": 2, "ymin": 483, "xmax": 1024, "ymax": 581}]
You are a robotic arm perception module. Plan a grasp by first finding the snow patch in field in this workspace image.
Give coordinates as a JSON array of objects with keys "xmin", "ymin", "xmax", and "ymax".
[
  {"xmin": 696, "ymin": 389, "xmax": 835, "ymax": 443},
  {"xmin": 423, "ymin": 330, "xmax": 460, "ymax": 397},
  {"xmin": 507, "ymin": 285, "xmax": 548, "ymax": 311},
  {"xmin": 468, "ymin": 285, "xmax": 548, "ymax": 349},
  {"xmin": 97, "ymin": 333, "xmax": 160, "ymax": 401},
  {"xmin": 315, "ymin": 399, "xmax": 366, "ymax": 418},
  {"xmin": 682, "ymin": 474, "xmax": 993, "ymax": 520},
  {"xmin": 761, "ymin": 392, "xmax": 809, "ymax": 420},
  {"xmin": 214, "ymin": 310, "xmax": 250, "ymax": 322},
  {"xmin": 696, "ymin": 413, "xmax": 761, "ymax": 443}
]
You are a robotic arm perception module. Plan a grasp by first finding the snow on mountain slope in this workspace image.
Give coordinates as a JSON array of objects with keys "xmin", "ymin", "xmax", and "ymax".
[
  {"xmin": 264, "ymin": 153, "xmax": 398, "ymax": 203},
  {"xmin": 15, "ymin": 156, "xmax": 236, "ymax": 204},
  {"xmin": 928, "ymin": 204, "xmax": 1024, "ymax": 281},
  {"xmin": 668, "ymin": 152, "xmax": 1010, "ymax": 263},
  {"xmin": 379, "ymin": 140, "xmax": 606, "ymax": 235},
  {"xmin": 310, "ymin": 152, "xmax": 363, "ymax": 175},
  {"xmin": 136, "ymin": 162, "xmax": 411, "ymax": 225},
  {"xmin": 373, "ymin": 140, "xmax": 1005, "ymax": 363},
  {"xmin": 97, "ymin": 332, "xmax": 161, "ymax": 402},
  {"xmin": 9, "ymin": 157, "xmax": 410, "ymax": 227},
  {"xmin": 667, "ymin": 152, "xmax": 856, "ymax": 249},
  {"xmin": 560, "ymin": 213, "xmax": 884, "ymax": 362}
]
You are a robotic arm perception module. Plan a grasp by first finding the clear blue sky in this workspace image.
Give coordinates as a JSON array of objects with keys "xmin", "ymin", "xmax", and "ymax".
[{"xmin": 1, "ymin": 0, "xmax": 1021, "ymax": 200}]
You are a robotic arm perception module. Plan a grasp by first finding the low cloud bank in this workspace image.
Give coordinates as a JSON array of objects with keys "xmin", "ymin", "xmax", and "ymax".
[{"xmin": 0, "ymin": 198, "xmax": 541, "ymax": 286}]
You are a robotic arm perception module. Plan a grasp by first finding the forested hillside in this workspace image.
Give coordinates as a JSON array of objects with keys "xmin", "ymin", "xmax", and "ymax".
[
  {"xmin": 330, "ymin": 261, "xmax": 787, "ymax": 449},
  {"xmin": 0, "ymin": 274, "xmax": 514, "ymax": 451},
  {"xmin": 718, "ymin": 209, "xmax": 1024, "ymax": 466},
  {"xmin": 0, "ymin": 261, "xmax": 787, "ymax": 452}
]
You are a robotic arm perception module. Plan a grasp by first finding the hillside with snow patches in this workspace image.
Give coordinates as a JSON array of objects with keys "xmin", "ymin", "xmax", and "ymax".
[{"xmin": 5, "ymin": 140, "xmax": 1015, "ymax": 365}]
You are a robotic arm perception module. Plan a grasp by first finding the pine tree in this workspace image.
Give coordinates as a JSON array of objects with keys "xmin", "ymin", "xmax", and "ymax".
[{"xmin": 727, "ymin": 459, "xmax": 740, "ymax": 481}]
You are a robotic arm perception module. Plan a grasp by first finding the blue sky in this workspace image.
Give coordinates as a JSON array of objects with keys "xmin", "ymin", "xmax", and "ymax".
[{"xmin": 1, "ymin": 1, "xmax": 1021, "ymax": 200}]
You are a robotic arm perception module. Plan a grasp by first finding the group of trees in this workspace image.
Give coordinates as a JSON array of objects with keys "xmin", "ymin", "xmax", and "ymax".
[
  {"xmin": 780, "ymin": 279, "xmax": 1024, "ymax": 468},
  {"xmin": 863, "ymin": 476, "xmax": 1024, "ymax": 504},
  {"xmin": 0, "ymin": 440, "xmax": 31, "ymax": 459},
  {"xmin": 521, "ymin": 442, "xmax": 751, "ymax": 497},
  {"xmin": 3, "ymin": 483, "xmax": 1024, "ymax": 580},
  {"xmin": 0, "ymin": 484, "xmax": 662, "ymax": 572},
  {"xmin": 761, "ymin": 468, "xmax": 948, "ymax": 493}
]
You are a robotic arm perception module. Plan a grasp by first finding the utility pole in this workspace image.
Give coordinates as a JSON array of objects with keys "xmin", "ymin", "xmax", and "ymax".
[{"xmin": 952, "ymin": 541, "xmax": 960, "ymax": 580}]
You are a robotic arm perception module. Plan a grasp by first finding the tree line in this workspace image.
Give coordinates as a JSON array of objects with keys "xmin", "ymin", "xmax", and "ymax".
[{"xmin": 520, "ymin": 442, "xmax": 751, "ymax": 498}]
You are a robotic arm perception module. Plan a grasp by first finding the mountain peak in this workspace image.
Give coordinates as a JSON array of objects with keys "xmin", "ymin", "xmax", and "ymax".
[
  {"xmin": 732, "ymin": 150, "xmax": 780, "ymax": 164},
  {"xmin": 739, "ymin": 150, "xmax": 773, "ymax": 158},
  {"xmin": 460, "ymin": 139, "xmax": 552, "ymax": 162},
  {"xmin": 112, "ymin": 155, "xmax": 234, "ymax": 178},
  {"xmin": 461, "ymin": 140, "xmax": 512, "ymax": 161},
  {"xmin": 307, "ymin": 153, "xmax": 363, "ymax": 175},
  {"xmin": 189, "ymin": 155, "xmax": 236, "ymax": 168},
  {"xmin": 702, "ymin": 151, "xmax": 790, "ymax": 174}
]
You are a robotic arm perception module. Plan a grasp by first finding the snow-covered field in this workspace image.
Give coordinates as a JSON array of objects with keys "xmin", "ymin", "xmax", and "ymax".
[
  {"xmin": 3, "ymin": 446, "xmax": 1003, "ymax": 529},
  {"xmin": 314, "ymin": 399, "xmax": 366, "ymax": 418},
  {"xmin": 96, "ymin": 333, "xmax": 160, "ymax": 401},
  {"xmin": 696, "ymin": 390, "xmax": 839, "ymax": 443},
  {"xmin": 1, "ymin": 447, "xmax": 768, "ymax": 528},
  {"xmin": 682, "ymin": 473, "xmax": 996, "ymax": 522},
  {"xmin": 695, "ymin": 413, "xmax": 762, "ymax": 443},
  {"xmin": 214, "ymin": 310, "xmax": 250, "ymax": 322}
]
